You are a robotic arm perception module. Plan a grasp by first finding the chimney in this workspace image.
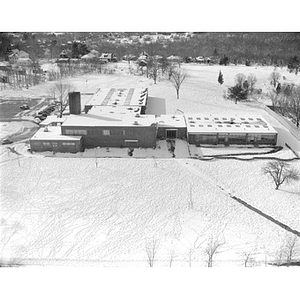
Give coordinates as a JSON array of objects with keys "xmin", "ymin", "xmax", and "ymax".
[{"xmin": 69, "ymin": 92, "xmax": 81, "ymax": 115}]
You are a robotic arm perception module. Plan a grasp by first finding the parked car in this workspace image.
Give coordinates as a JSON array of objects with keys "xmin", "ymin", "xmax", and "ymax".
[
  {"xmin": 43, "ymin": 109, "xmax": 52, "ymax": 114},
  {"xmin": 35, "ymin": 115, "xmax": 47, "ymax": 121},
  {"xmin": 20, "ymin": 104, "xmax": 30, "ymax": 110},
  {"xmin": 2, "ymin": 138, "xmax": 13, "ymax": 145},
  {"xmin": 33, "ymin": 117, "xmax": 41, "ymax": 124}
]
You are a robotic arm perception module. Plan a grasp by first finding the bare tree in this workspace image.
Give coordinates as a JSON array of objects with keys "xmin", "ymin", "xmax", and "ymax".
[
  {"xmin": 240, "ymin": 249, "xmax": 256, "ymax": 267},
  {"xmin": 1, "ymin": 220, "xmax": 23, "ymax": 266},
  {"xmin": 170, "ymin": 68, "xmax": 187, "ymax": 99},
  {"xmin": 145, "ymin": 237, "xmax": 160, "ymax": 267},
  {"xmin": 262, "ymin": 161, "xmax": 300, "ymax": 190},
  {"xmin": 268, "ymin": 88, "xmax": 281, "ymax": 110},
  {"xmin": 288, "ymin": 84, "xmax": 300, "ymax": 128},
  {"xmin": 166, "ymin": 63, "xmax": 176, "ymax": 80},
  {"xmin": 168, "ymin": 249, "xmax": 176, "ymax": 267},
  {"xmin": 49, "ymin": 80, "xmax": 74, "ymax": 118},
  {"xmin": 269, "ymin": 71, "xmax": 281, "ymax": 88},
  {"xmin": 273, "ymin": 235, "xmax": 299, "ymax": 266},
  {"xmin": 184, "ymin": 235, "xmax": 203, "ymax": 267},
  {"xmin": 285, "ymin": 235, "xmax": 299, "ymax": 266},
  {"xmin": 148, "ymin": 59, "xmax": 160, "ymax": 84},
  {"xmin": 273, "ymin": 242, "xmax": 285, "ymax": 266},
  {"xmin": 204, "ymin": 235, "xmax": 225, "ymax": 267},
  {"xmin": 247, "ymin": 73, "xmax": 257, "ymax": 94},
  {"xmin": 235, "ymin": 73, "xmax": 246, "ymax": 87}
]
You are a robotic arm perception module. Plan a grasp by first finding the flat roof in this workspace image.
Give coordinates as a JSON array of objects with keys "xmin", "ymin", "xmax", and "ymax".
[
  {"xmin": 156, "ymin": 115, "xmax": 186, "ymax": 128},
  {"xmin": 85, "ymin": 87, "xmax": 148, "ymax": 107},
  {"xmin": 88, "ymin": 105, "xmax": 141, "ymax": 115},
  {"xmin": 39, "ymin": 116, "xmax": 66, "ymax": 126},
  {"xmin": 61, "ymin": 113, "xmax": 156, "ymax": 127},
  {"xmin": 30, "ymin": 126, "xmax": 82, "ymax": 141},
  {"xmin": 185, "ymin": 114, "xmax": 278, "ymax": 134}
]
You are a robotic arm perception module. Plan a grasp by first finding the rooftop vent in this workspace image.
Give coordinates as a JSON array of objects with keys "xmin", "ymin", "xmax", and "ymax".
[{"xmin": 133, "ymin": 121, "xmax": 139, "ymax": 125}]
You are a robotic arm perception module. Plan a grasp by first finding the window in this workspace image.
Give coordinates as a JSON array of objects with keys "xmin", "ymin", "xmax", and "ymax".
[
  {"xmin": 226, "ymin": 125, "xmax": 231, "ymax": 127},
  {"xmin": 103, "ymin": 130, "xmax": 110, "ymax": 136},
  {"xmin": 198, "ymin": 124, "xmax": 204, "ymax": 127},
  {"xmin": 261, "ymin": 135, "xmax": 276, "ymax": 143},
  {"xmin": 204, "ymin": 117, "xmax": 209, "ymax": 120},
  {"xmin": 254, "ymin": 125, "xmax": 260, "ymax": 128},
  {"xmin": 241, "ymin": 118, "xmax": 245, "ymax": 120},
  {"xmin": 207, "ymin": 125, "xmax": 212, "ymax": 127},
  {"xmin": 42, "ymin": 142, "xmax": 51, "ymax": 146},
  {"xmin": 228, "ymin": 134, "xmax": 247, "ymax": 144},
  {"xmin": 197, "ymin": 134, "xmax": 217, "ymax": 144},
  {"xmin": 218, "ymin": 125, "xmax": 223, "ymax": 127},
  {"xmin": 62, "ymin": 142, "xmax": 75, "ymax": 146},
  {"xmin": 188, "ymin": 117, "xmax": 193, "ymax": 120},
  {"xmin": 111, "ymin": 129, "xmax": 126, "ymax": 135},
  {"xmin": 222, "ymin": 118, "xmax": 227, "ymax": 120},
  {"xmin": 196, "ymin": 117, "xmax": 201, "ymax": 120},
  {"xmin": 65, "ymin": 129, "xmax": 87, "ymax": 135},
  {"xmin": 249, "ymin": 118, "xmax": 253, "ymax": 120}
]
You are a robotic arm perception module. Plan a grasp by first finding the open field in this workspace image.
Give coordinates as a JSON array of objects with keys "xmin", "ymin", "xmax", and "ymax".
[{"xmin": 1, "ymin": 63, "xmax": 300, "ymax": 267}]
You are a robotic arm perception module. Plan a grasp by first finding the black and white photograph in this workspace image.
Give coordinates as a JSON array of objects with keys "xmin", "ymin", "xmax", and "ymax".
[{"xmin": 0, "ymin": 2, "xmax": 299, "ymax": 299}]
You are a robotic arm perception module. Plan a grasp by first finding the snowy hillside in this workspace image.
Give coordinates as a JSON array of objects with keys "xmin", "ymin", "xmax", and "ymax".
[{"xmin": 1, "ymin": 63, "xmax": 300, "ymax": 267}]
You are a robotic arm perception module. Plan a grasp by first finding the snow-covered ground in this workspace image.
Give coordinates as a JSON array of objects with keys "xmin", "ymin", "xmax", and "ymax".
[{"xmin": 1, "ymin": 63, "xmax": 300, "ymax": 267}]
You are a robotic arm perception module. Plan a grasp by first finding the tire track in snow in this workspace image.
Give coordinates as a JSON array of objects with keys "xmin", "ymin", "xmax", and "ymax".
[{"xmin": 176, "ymin": 159, "xmax": 300, "ymax": 238}]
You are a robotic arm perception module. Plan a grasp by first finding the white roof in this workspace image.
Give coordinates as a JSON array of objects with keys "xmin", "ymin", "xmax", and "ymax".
[
  {"xmin": 185, "ymin": 114, "xmax": 277, "ymax": 134},
  {"xmin": 62, "ymin": 113, "xmax": 156, "ymax": 127},
  {"xmin": 30, "ymin": 126, "xmax": 82, "ymax": 141},
  {"xmin": 156, "ymin": 115, "xmax": 186, "ymax": 128},
  {"xmin": 88, "ymin": 105, "xmax": 141, "ymax": 115},
  {"xmin": 40, "ymin": 116, "xmax": 66, "ymax": 126},
  {"xmin": 85, "ymin": 87, "xmax": 148, "ymax": 107}
]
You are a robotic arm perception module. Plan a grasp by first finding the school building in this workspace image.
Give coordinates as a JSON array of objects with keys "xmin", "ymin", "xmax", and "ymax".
[{"xmin": 29, "ymin": 88, "xmax": 278, "ymax": 153}]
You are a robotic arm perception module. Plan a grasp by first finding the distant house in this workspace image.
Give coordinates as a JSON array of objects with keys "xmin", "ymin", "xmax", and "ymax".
[
  {"xmin": 59, "ymin": 50, "xmax": 70, "ymax": 59},
  {"xmin": 8, "ymin": 49, "xmax": 30, "ymax": 65},
  {"xmin": 17, "ymin": 57, "xmax": 33, "ymax": 67},
  {"xmin": 99, "ymin": 52, "xmax": 118, "ymax": 62},
  {"xmin": 8, "ymin": 51, "xmax": 19, "ymax": 64},
  {"xmin": 195, "ymin": 56, "xmax": 205, "ymax": 63},
  {"xmin": 167, "ymin": 55, "xmax": 182, "ymax": 63},
  {"xmin": 122, "ymin": 54, "xmax": 137, "ymax": 61}
]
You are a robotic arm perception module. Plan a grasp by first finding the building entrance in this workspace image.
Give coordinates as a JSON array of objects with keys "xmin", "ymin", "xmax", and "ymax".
[{"xmin": 166, "ymin": 129, "xmax": 177, "ymax": 139}]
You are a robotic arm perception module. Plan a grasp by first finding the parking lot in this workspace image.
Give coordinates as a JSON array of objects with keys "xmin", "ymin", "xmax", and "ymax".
[{"xmin": 0, "ymin": 97, "xmax": 55, "ymax": 144}]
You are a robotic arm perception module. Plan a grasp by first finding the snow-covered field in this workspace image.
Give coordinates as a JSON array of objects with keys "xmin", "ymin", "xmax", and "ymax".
[{"xmin": 1, "ymin": 63, "xmax": 300, "ymax": 267}]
